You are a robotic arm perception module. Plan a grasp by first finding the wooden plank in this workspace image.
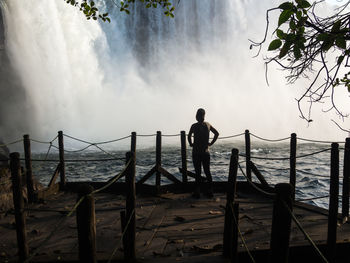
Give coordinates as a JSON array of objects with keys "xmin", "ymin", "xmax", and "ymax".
[
  {"xmin": 179, "ymin": 168, "xmax": 206, "ymax": 181},
  {"xmin": 249, "ymin": 161, "xmax": 269, "ymax": 189},
  {"xmin": 137, "ymin": 166, "xmax": 157, "ymax": 185},
  {"xmin": 48, "ymin": 163, "xmax": 61, "ymax": 188},
  {"xmin": 36, "ymin": 183, "xmax": 60, "ymax": 200},
  {"xmin": 158, "ymin": 166, "xmax": 181, "ymax": 184}
]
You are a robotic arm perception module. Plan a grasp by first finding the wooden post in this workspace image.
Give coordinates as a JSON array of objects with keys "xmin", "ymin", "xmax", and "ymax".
[
  {"xmin": 245, "ymin": 129, "xmax": 251, "ymax": 180},
  {"xmin": 125, "ymin": 151, "xmax": 136, "ymax": 260},
  {"xmin": 23, "ymin": 134, "xmax": 35, "ymax": 203},
  {"xmin": 58, "ymin": 131, "xmax": 66, "ymax": 190},
  {"xmin": 180, "ymin": 131, "xmax": 188, "ymax": 183},
  {"xmin": 131, "ymin": 132, "xmax": 136, "ymax": 154},
  {"xmin": 156, "ymin": 131, "xmax": 161, "ymax": 190},
  {"xmin": 327, "ymin": 142, "xmax": 339, "ymax": 262},
  {"xmin": 227, "ymin": 148, "xmax": 239, "ymax": 203},
  {"xmin": 223, "ymin": 202, "xmax": 239, "ymax": 260},
  {"xmin": 270, "ymin": 183, "xmax": 293, "ymax": 263},
  {"xmin": 342, "ymin": 138, "xmax": 350, "ymax": 219},
  {"xmin": 223, "ymin": 149, "xmax": 239, "ymax": 257},
  {"xmin": 76, "ymin": 184, "xmax": 96, "ymax": 263},
  {"xmin": 290, "ymin": 133, "xmax": 297, "ymax": 201},
  {"xmin": 10, "ymin": 152, "xmax": 29, "ymax": 262},
  {"xmin": 120, "ymin": 210, "xmax": 127, "ymax": 255}
]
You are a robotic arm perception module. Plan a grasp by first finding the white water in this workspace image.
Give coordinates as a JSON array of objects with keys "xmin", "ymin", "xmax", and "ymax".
[{"xmin": 1, "ymin": 0, "xmax": 349, "ymax": 145}]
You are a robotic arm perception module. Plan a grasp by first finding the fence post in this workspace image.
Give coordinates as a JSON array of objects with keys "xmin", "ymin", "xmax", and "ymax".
[
  {"xmin": 76, "ymin": 184, "xmax": 96, "ymax": 263},
  {"xmin": 327, "ymin": 142, "xmax": 339, "ymax": 262},
  {"xmin": 58, "ymin": 131, "xmax": 66, "ymax": 190},
  {"xmin": 10, "ymin": 152, "xmax": 29, "ymax": 262},
  {"xmin": 270, "ymin": 183, "xmax": 293, "ymax": 263},
  {"xmin": 156, "ymin": 131, "xmax": 161, "ymax": 191},
  {"xmin": 131, "ymin": 132, "xmax": 136, "ymax": 154},
  {"xmin": 342, "ymin": 138, "xmax": 350, "ymax": 220},
  {"xmin": 23, "ymin": 134, "xmax": 35, "ymax": 203},
  {"xmin": 290, "ymin": 133, "xmax": 297, "ymax": 201},
  {"xmin": 180, "ymin": 131, "xmax": 188, "ymax": 183},
  {"xmin": 223, "ymin": 149, "xmax": 239, "ymax": 257},
  {"xmin": 245, "ymin": 129, "xmax": 251, "ymax": 180},
  {"xmin": 223, "ymin": 202, "xmax": 239, "ymax": 260},
  {"xmin": 125, "ymin": 151, "xmax": 136, "ymax": 261}
]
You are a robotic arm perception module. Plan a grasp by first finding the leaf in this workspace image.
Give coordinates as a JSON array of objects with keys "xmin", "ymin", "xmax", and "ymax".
[
  {"xmin": 335, "ymin": 37, "xmax": 346, "ymax": 49},
  {"xmin": 279, "ymin": 43, "xmax": 290, "ymax": 58},
  {"xmin": 268, "ymin": 39, "xmax": 282, "ymax": 51},
  {"xmin": 296, "ymin": 10, "xmax": 302, "ymax": 20},
  {"xmin": 317, "ymin": 33, "xmax": 329, "ymax": 42},
  {"xmin": 337, "ymin": 55, "xmax": 345, "ymax": 65},
  {"xmin": 290, "ymin": 19, "xmax": 296, "ymax": 30},
  {"xmin": 276, "ymin": 29, "xmax": 286, "ymax": 39},
  {"xmin": 278, "ymin": 9, "xmax": 293, "ymax": 27},
  {"xmin": 278, "ymin": 2, "xmax": 294, "ymax": 10},
  {"xmin": 293, "ymin": 45, "xmax": 302, "ymax": 59},
  {"xmin": 299, "ymin": 0, "xmax": 311, "ymax": 8},
  {"xmin": 332, "ymin": 20, "xmax": 341, "ymax": 33},
  {"xmin": 322, "ymin": 39, "xmax": 334, "ymax": 51}
]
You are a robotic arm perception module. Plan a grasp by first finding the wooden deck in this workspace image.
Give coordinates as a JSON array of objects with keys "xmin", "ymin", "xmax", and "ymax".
[{"xmin": 1, "ymin": 185, "xmax": 350, "ymax": 262}]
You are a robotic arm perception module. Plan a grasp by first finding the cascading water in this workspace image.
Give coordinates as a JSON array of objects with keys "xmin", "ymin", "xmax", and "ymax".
[{"xmin": 0, "ymin": 0, "xmax": 349, "ymax": 145}]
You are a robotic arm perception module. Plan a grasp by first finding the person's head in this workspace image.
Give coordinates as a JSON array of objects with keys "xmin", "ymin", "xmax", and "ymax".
[{"xmin": 196, "ymin": 108, "xmax": 205, "ymax": 122}]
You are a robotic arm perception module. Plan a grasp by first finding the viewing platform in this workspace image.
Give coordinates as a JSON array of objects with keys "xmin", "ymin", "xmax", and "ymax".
[{"xmin": 0, "ymin": 130, "xmax": 350, "ymax": 262}]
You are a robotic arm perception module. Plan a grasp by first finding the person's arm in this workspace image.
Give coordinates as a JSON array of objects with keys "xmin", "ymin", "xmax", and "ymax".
[
  {"xmin": 187, "ymin": 125, "xmax": 194, "ymax": 147},
  {"xmin": 209, "ymin": 126, "xmax": 219, "ymax": 146}
]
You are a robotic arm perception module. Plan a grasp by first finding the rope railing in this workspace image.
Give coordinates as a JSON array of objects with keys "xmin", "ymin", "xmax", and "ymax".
[
  {"xmin": 137, "ymin": 134, "xmax": 157, "ymax": 137},
  {"xmin": 296, "ymin": 148, "xmax": 332, "ymax": 158},
  {"xmin": 217, "ymin": 132, "xmax": 245, "ymax": 140},
  {"xmin": 30, "ymin": 135, "xmax": 58, "ymax": 145},
  {"xmin": 239, "ymin": 147, "xmax": 332, "ymax": 162},
  {"xmin": 295, "ymin": 195, "xmax": 330, "ymax": 202},
  {"xmin": 298, "ymin": 137, "xmax": 344, "ymax": 144},
  {"xmin": 0, "ymin": 138, "xmax": 23, "ymax": 147},
  {"xmin": 250, "ymin": 133, "xmax": 291, "ymax": 142},
  {"xmin": 107, "ymin": 208, "xmax": 135, "ymax": 263},
  {"xmin": 238, "ymin": 163, "xmax": 275, "ymax": 197},
  {"xmin": 281, "ymin": 200, "xmax": 329, "ymax": 263},
  {"xmin": 162, "ymin": 133, "xmax": 181, "ymax": 137},
  {"xmin": 230, "ymin": 202, "xmax": 256, "ymax": 263},
  {"xmin": 295, "ymin": 168, "xmax": 332, "ymax": 179}
]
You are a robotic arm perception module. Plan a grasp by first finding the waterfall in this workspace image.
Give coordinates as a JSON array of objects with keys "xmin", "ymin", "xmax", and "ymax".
[{"xmin": 0, "ymin": 0, "xmax": 348, "ymax": 143}]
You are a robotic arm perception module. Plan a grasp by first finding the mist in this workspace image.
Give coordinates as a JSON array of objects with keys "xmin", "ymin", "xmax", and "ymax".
[{"xmin": 0, "ymin": 0, "xmax": 349, "ymax": 147}]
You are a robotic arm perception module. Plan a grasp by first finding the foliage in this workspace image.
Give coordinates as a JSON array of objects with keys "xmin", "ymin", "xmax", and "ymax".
[
  {"xmin": 65, "ymin": 0, "xmax": 176, "ymax": 22},
  {"xmin": 250, "ymin": 0, "xmax": 350, "ymax": 124}
]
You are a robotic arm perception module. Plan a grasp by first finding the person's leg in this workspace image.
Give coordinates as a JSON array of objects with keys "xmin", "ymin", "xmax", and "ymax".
[
  {"xmin": 202, "ymin": 152, "xmax": 213, "ymax": 197},
  {"xmin": 192, "ymin": 152, "xmax": 201, "ymax": 197}
]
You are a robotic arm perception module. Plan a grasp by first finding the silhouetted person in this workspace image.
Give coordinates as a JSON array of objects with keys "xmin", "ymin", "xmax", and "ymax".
[{"xmin": 188, "ymin": 108, "xmax": 219, "ymax": 198}]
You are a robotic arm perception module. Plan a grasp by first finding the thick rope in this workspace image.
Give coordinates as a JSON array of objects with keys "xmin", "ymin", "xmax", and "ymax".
[
  {"xmin": 250, "ymin": 133, "xmax": 291, "ymax": 142},
  {"xmin": 238, "ymin": 163, "xmax": 275, "ymax": 197},
  {"xmin": 0, "ymin": 138, "xmax": 23, "ymax": 147},
  {"xmin": 217, "ymin": 132, "xmax": 245, "ymax": 140},
  {"xmin": 107, "ymin": 209, "xmax": 135, "ymax": 263},
  {"xmin": 296, "ymin": 195, "xmax": 330, "ymax": 202},
  {"xmin": 298, "ymin": 137, "xmax": 344, "ymax": 144},
  {"xmin": 162, "ymin": 133, "xmax": 181, "ymax": 137},
  {"xmin": 240, "ymin": 154, "xmax": 290, "ymax": 161},
  {"xmin": 30, "ymin": 135, "xmax": 58, "ymax": 145},
  {"xmin": 230, "ymin": 202, "xmax": 256, "ymax": 263},
  {"xmin": 296, "ymin": 148, "xmax": 332, "ymax": 158},
  {"xmin": 281, "ymin": 200, "xmax": 329, "ymax": 263},
  {"xmin": 137, "ymin": 134, "xmax": 157, "ymax": 137}
]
